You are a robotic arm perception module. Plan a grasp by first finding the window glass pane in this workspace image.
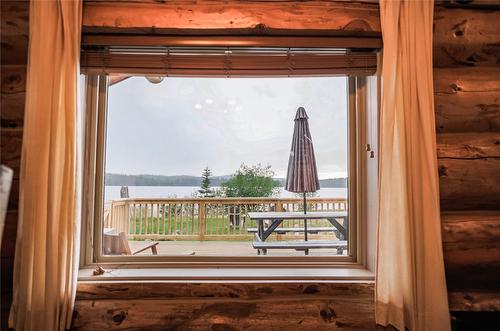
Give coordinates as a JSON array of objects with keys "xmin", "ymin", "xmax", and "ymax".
[{"xmin": 102, "ymin": 76, "xmax": 349, "ymax": 257}]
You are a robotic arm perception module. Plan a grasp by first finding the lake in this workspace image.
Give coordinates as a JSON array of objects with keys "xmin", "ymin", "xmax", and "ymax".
[{"xmin": 104, "ymin": 186, "xmax": 347, "ymax": 202}]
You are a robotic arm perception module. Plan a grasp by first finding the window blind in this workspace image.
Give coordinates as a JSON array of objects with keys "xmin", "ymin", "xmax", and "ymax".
[{"xmin": 81, "ymin": 38, "xmax": 378, "ymax": 77}]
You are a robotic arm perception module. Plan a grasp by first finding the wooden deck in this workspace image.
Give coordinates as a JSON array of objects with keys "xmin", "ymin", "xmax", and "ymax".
[
  {"xmin": 109, "ymin": 198, "xmax": 349, "ymax": 256},
  {"xmin": 128, "ymin": 240, "xmax": 347, "ymax": 257}
]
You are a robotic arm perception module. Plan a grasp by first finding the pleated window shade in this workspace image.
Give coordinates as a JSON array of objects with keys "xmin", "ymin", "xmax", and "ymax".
[{"xmin": 81, "ymin": 46, "xmax": 377, "ymax": 77}]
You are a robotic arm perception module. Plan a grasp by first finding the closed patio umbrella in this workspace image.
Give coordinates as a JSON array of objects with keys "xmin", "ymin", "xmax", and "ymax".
[{"xmin": 285, "ymin": 107, "xmax": 320, "ymax": 241}]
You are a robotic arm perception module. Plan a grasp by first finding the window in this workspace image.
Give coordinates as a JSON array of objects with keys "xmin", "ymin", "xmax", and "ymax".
[{"xmin": 81, "ymin": 43, "xmax": 377, "ymax": 267}]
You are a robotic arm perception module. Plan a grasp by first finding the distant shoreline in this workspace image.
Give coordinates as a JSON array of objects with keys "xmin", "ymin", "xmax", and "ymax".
[{"xmin": 105, "ymin": 173, "xmax": 348, "ymax": 188}]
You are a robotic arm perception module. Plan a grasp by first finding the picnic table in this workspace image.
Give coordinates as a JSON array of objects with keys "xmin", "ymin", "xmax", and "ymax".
[{"xmin": 247, "ymin": 211, "xmax": 348, "ymax": 255}]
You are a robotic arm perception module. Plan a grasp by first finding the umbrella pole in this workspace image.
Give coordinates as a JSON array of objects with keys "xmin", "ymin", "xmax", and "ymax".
[{"xmin": 303, "ymin": 192, "xmax": 308, "ymax": 243}]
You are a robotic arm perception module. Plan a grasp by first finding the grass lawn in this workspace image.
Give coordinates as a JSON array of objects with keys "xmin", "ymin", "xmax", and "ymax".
[{"xmin": 129, "ymin": 215, "xmax": 336, "ymax": 236}]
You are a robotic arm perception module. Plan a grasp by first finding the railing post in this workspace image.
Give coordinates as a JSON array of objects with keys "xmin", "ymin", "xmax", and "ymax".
[
  {"xmin": 275, "ymin": 199, "xmax": 283, "ymax": 212},
  {"xmin": 105, "ymin": 201, "xmax": 113, "ymax": 229},
  {"xmin": 113, "ymin": 203, "xmax": 117, "ymax": 232},
  {"xmin": 198, "ymin": 201, "xmax": 206, "ymax": 241},
  {"xmin": 124, "ymin": 200, "xmax": 130, "ymax": 235},
  {"xmin": 275, "ymin": 200, "xmax": 283, "ymax": 240}
]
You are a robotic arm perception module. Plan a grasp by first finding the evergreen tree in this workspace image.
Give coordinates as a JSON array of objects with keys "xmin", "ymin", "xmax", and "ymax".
[{"xmin": 198, "ymin": 167, "xmax": 214, "ymax": 197}]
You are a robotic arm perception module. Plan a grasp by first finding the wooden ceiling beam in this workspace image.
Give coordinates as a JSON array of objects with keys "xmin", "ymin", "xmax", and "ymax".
[{"xmin": 82, "ymin": 1, "xmax": 381, "ymax": 36}]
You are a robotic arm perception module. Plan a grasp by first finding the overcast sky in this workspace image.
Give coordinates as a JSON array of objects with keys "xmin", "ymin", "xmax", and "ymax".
[{"xmin": 105, "ymin": 76, "xmax": 348, "ymax": 179}]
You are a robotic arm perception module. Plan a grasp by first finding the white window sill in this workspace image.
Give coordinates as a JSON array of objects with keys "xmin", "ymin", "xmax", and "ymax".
[{"xmin": 78, "ymin": 267, "xmax": 374, "ymax": 282}]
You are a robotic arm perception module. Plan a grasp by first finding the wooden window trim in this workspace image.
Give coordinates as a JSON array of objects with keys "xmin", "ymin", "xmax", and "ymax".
[
  {"xmin": 81, "ymin": 74, "xmax": 370, "ymax": 269},
  {"xmin": 82, "ymin": 35, "xmax": 382, "ymax": 49}
]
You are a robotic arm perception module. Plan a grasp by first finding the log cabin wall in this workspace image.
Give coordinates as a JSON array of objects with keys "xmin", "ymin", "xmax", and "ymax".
[
  {"xmin": 1, "ymin": 0, "xmax": 28, "ymax": 329},
  {"xmin": 434, "ymin": 3, "xmax": 500, "ymax": 319},
  {"xmin": 1, "ymin": 0, "xmax": 499, "ymax": 330},
  {"xmin": 72, "ymin": 282, "xmax": 376, "ymax": 330}
]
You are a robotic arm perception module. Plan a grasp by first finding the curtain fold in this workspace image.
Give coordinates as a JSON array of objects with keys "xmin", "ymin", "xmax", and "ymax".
[
  {"xmin": 376, "ymin": 1, "xmax": 451, "ymax": 330},
  {"xmin": 9, "ymin": 0, "xmax": 82, "ymax": 330}
]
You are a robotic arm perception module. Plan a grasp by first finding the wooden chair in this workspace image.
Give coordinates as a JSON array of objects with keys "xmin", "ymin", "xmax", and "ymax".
[{"xmin": 103, "ymin": 231, "xmax": 158, "ymax": 255}]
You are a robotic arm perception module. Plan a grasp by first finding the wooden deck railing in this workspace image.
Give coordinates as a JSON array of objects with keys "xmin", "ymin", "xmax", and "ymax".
[{"xmin": 105, "ymin": 197, "xmax": 347, "ymax": 241}]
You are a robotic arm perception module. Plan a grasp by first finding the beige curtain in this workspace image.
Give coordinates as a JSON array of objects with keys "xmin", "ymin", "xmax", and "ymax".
[
  {"xmin": 9, "ymin": 0, "xmax": 82, "ymax": 330},
  {"xmin": 376, "ymin": 1, "xmax": 451, "ymax": 330}
]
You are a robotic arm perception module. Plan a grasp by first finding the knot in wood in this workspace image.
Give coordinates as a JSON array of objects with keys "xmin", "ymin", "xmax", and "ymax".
[
  {"xmin": 320, "ymin": 307, "xmax": 337, "ymax": 322},
  {"xmin": 439, "ymin": 165, "xmax": 448, "ymax": 177},
  {"xmin": 303, "ymin": 284, "xmax": 320, "ymax": 294},
  {"xmin": 253, "ymin": 23, "xmax": 267, "ymax": 32},
  {"xmin": 112, "ymin": 311, "xmax": 127, "ymax": 325},
  {"xmin": 450, "ymin": 83, "xmax": 462, "ymax": 93}
]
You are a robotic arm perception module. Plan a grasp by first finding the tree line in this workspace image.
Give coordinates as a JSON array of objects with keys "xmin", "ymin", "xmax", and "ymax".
[{"xmin": 106, "ymin": 164, "xmax": 347, "ymax": 197}]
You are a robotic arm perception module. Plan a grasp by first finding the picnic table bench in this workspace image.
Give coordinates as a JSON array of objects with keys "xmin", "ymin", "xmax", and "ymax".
[
  {"xmin": 248, "ymin": 211, "xmax": 348, "ymax": 255},
  {"xmin": 253, "ymin": 240, "xmax": 348, "ymax": 255}
]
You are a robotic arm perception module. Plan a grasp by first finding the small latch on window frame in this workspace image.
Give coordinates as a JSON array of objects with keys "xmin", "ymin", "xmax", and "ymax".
[{"xmin": 366, "ymin": 144, "xmax": 375, "ymax": 158}]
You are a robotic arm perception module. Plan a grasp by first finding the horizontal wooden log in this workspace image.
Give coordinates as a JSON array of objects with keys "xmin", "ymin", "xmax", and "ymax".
[
  {"xmin": 434, "ymin": 6, "xmax": 500, "ymax": 67},
  {"xmin": 0, "ymin": 35, "xmax": 29, "ymax": 66},
  {"xmin": 448, "ymin": 290, "xmax": 500, "ymax": 312},
  {"xmin": 442, "ymin": 211, "xmax": 500, "ymax": 245},
  {"xmin": 1, "ymin": 92, "xmax": 25, "ymax": 128},
  {"xmin": 444, "ymin": 244, "xmax": 500, "ymax": 290},
  {"xmin": 435, "ymin": 92, "xmax": 500, "ymax": 132},
  {"xmin": 73, "ymin": 298, "xmax": 374, "ymax": 331},
  {"xmin": 76, "ymin": 282, "xmax": 374, "ymax": 301},
  {"xmin": 0, "ymin": 128, "xmax": 23, "ymax": 178},
  {"xmin": 441, "ymin": 211, "xmax": 500, "ymax": 290},
  {"xmin": 1, "ymin": 65, "xmax": 26, "ymax": 128},
  {"xmin": 437, "ymin": 131, "xmax": 500, "ymax": 212},
  {"xmin": 0, "ymin": 1, "xmax": 28, "ymax": 38},
  {"xmin": 1, "ymin": 211, "xmax": 18, "ymax": 260},
  {"xmin": 439, "ymin": 158, "xmax": 500, "ymax": 210},
  {"xmin": 82, "ymin": 1, "xmax": 381, "ymax": 36},
  {"xmin": 73, "ymin": 282, "xmax": 374, "ymax": 331},
  {"xmin": 437, "ymin": 132, "xmax": 500, "ymax": 159},
  {"xmin": 0, "ymin": 1, "xmax": 29, "ymax": 65},
  {"xmin": 434, "ymin": 67, "xmax": 500, "ymax": 94},
  {"xmin": 441, "ymin": 1, "xmax": 500, "ymax": 10},
  {"xmin": 434, "ymin": 67, "xmax": 500, "ymax": 132},
  {"xmin": 1, "ymin": 64, "xmax": 26, "ymax": 94}
]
